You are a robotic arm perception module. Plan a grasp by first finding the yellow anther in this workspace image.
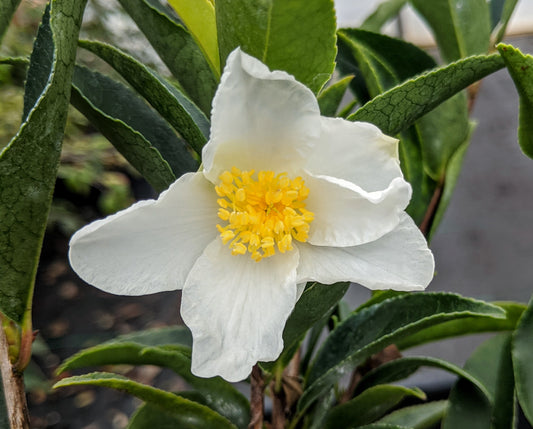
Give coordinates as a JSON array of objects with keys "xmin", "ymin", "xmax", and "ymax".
[{"xmin": 216, "ymin": 168, "xmax": 314, "ymax": 261}]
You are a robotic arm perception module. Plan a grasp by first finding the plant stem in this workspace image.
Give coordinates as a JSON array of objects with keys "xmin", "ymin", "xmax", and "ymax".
[
  {"xmin": 249, "ymin": 364, "xmax": 264, "ymax": 429},
  {"xmin": 0, "ymin": 326, "xmax": 29, "ymax": 429}
]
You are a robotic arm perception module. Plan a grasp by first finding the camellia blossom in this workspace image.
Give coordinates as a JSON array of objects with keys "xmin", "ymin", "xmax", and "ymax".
[{"xmin": 69, "ymin": 48, "xmax": 435, "ymax": 382}]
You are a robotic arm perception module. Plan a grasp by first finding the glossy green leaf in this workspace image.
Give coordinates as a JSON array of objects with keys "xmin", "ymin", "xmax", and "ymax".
[
  {"xmin": 262, "ymin": 282, "xmax": 349, "ymax": 372},
  {"xmin": 513, "ymin": 296, "xmax": 533, "ymax": 425},
  {"xmin": 166, "ymin": 0, "xmax": 219, "ymax": 74},
  {"xmin": 78, "ymin": 39, "xmax": 209, "ymax": 155},
  {"xmin": 396, "ymin": 301, "xmax": 527, "ymax": 350},
  {"xmin": 0, "ymin": 0, "xmax": 86, "ymax": 323},
  {"xmin": 216, "ymin": 0, "xmax": 337, "ymax": 93},
  {"xmin": 299, "ymin": 293, "xmax": 505, "ymax": 412},
  {"xmin": 410, "ymin": 0, "xmax": 491, "ymax": 62},
  {"xmin": 324, "ymin": 385, "xmax": 425, "ymax": 429},
  {"xmin": 443, "ymin": 334, "xmax": 515, "ymax": 429},
  {"xmin": 498, "ymin": 43, "xmax": 533, "ymax": 159},
  {"xmin": 54, "ymin": 373, "xmax": 236, "ymax": 429},
  {"xmin": 100, "ymin": 325, "xmax": 192, "ymax": 347},
  {"xmin": 337, "ymin": 29, "xmax": 436, "ymax": 97},
  {"xmin": 117, "ymin": 0, "xmax": 217, "ymax": 115},
  {"xmin": 490, "ymin": 0, "xmax": 519, "ymax": 44},
  {"xmin": 350, "ymin": 54, "xmax": 505, "ymax": 136},
  {"xmin": 354, "ymin": 356, "xmax": 490, "ymax": 400},
  {"xmin": 360, "ymin": 0, "xmax": 407, "ymax": 33},
  {"xmin": 378, "ymin": 401, "xmax": 448, "ymax": 429},
  {"xmin": 70, "ymin": 66, "xmax": 190, "ymax": 193},
  {"xmin": 57, "ymin": 330, "xmax": 249, "ymax": 429},
  {"xmin": 0, "ymin": 0, "xmax": 21, "ymax": 44},
  {"xmin": 317, "ymin": 76, "xmax": 354, "ymax": 117},
  {"xmin": 128, "ymin": 402, "xmax": 220, "ymax": 429}
]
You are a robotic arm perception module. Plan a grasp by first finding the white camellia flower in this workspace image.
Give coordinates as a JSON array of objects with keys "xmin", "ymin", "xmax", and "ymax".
[{"xmin": 69, "ymin": 48, "xmax": 434, "ymax": 382}]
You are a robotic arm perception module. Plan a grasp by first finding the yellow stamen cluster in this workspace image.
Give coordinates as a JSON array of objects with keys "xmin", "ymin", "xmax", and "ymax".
[{"xmin": 215, "ymin": 167, "xmax": 314, "ymax": 262}]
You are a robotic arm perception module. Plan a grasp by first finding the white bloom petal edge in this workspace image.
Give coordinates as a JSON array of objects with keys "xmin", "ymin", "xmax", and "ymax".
[
  {"xmin": 296, "ymin": 213, "xmax": 435, "ymax": 290},
  {"xmin": 305, "ymin": 117, "xmax": 403, "ymax": 193},
  {"xmin": 203, "ymin": 48, "xmax": 321, "ymax": 184},
  {"xmin": 181, "ymin": 239, "xmax": 299, "ymax": 382},
  {"xmin": 69, "ymin": 172, "xmax": 219, "ymax": 295}
]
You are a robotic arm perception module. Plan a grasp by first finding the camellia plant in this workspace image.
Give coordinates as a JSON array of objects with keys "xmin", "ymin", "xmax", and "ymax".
[{"xmin": 0, "ymin": 0, "xmax": 532, "ymax": 428}]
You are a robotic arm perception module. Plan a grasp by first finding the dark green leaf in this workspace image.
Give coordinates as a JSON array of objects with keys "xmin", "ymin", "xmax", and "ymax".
[
  {"xmin": 103, "ymin": 325, "xmax": 192, "ymax": 347},
  {"xmin": 337, "ymin": 29, "xmax": 436, "ymax": 97},
  {"xmin": 498, "ymin": 43, "xmax": 533, "ymax": 159},
  {"xmin": 299, "ymin": 293, "xmax": 505, "ymax": 412},
  {"xmin": 323, "ymin": 385, "xmax": 425, "ymax": 429},
  {"xmin": 410, "ymin": 0, "xmax": 491, "ymax": 62},
  {"xmin": 117, "ymin": 0, "xmax": 217, "ymax": 115},
  {"xmin": 129, "ymin": 402, "xmax": 222, "ymax": 429},
  {"xmin": 57, "ymin": 331, "xmax": 249, "ymax": 429},
  {"xmin": 355, "ymin": 357, "xmax": 490, "ymax": 400},
  {"xmin": 357, "ymin": 425, "xmax": 409, "ymax": 429},
  {"xmin": 79, "ymin": 40, "xmax": 210, "ymax": 155},
  {"xmin": 443, "ymin": 334, "xmax": 514, "ymax": 429},
  {"xmin": 490, "ymin": 0, "xmax": 519, "ymax": 44},
  {"xmin": 216, "ymin": 0, "xmax": 337, "ymax": 93},
  {"xmin": 378, "ymin": 401, "xmax": 448, "ymax": 429},
  {"xmin": 0, "ymin": 0, "xmax": 21, "ymax": 44},
  {"xmin": 0, "ymin": 0, "xmax": 86, "ymax": 323},
  {"xmin": 317, "ymin": 76, "xmax": 354, "ymax": 117},
  {"xmin": 396, "ymin": 301, "xmax": 527, "ymax": 350},
  {"xmin": 349, "ymin": 54, "xmax": 504, "ymax": 136},
  {"xmin": 360, "ymin": 0, "xmax": 407, "ymax": 33},
  {"xmin": 54, "ymin": 373, "xmax": 236, "ymax": 429},
  {"xmin": 70, "ymin": 66, "xmax": 196, "ymax": 193},
  {"xmin": 513, "ymin": 296, "xmax": 533, "ymax": 425}
]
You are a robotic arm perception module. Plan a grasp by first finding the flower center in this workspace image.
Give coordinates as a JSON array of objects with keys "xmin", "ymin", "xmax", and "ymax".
[{"xmin": 215, "ymin": 167, "xmax": 314, "ymax": 262}]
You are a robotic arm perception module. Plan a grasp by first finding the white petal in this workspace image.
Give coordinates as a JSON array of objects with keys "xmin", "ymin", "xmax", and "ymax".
[
  {"xmin": 306, "ymin": 117, "xmax": 403, "ymax": 192},
  {"xmin": 297, "ymin": 214, "xmax": 434, "ymax": 291},
  {"xmin": 181, "ymin": 239, "xmax": 299, "ymax": 382},
  {"xmin": 304, "ymin": 172, "xmax": 412, "ymax": 247},
  {"xmin": 203, "ymin": 48, "xmax": 321, "ymax": 184},
  {"xmin": 69, "ymin": 172, "xmax": 219, "ymax": 295}
]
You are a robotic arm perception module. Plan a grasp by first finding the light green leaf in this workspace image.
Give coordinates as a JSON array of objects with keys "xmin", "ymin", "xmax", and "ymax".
[
  {"xmin": 117, "ymin": 0, "xmax": 217, "ymax": 115},
  {"xmin": 490, "ymin": 0, "xmax": 519, "ymax": 44},
  {"xmin": 513, "ymin": 296, "xmax": 533, "ymax": 425},
  {"xmin": 498, "ymin": 43, "xmax": 533, "ymax": 159},
  {"xmin": 349, "ymin": 54, "xmax": 504, "ymax": 136},
  {"xmin": 54, "ymin": 373, "xmax": 236, "ymax": 429},
  {"xmin": 262, "ymin": 282, "xmax": 349, "ymax": 372},
  {"xmin": 354, "ymin": 357, "xmax": 491, "ymax": 400},
  {"xmin": 0, "ymin": 0, "xmax": 21, "ymax": 44},
  {"xmin": 317, "ymin": 76, "xmax": 354, "ymax": 117},
  {"xmin": 378, "ymin": 401, "xmax": 448, "ymax": 429},
  {"xmin": 57, "ymin": 329, "xmax": 249, "ymax": 429},
  {"xmin": 70, "ymin": 66, "xmax": 190, "ymax": 193},
  {"xmin": 323, "ymin": 385, "xmax": 425, "ymax": 429},
  {"xmin": 216, "ymin": 0, "xmax": 337, "ymax": 93},
  {"xmin": 0, "ymin": 0, "xmax": 86, "ymax": 324},
  {"xmin": 299, "ymin": 293, "xmax": 505, "ymax": 413},
  {"xmin": 78, "ymin": 39, "xmax": 210, "ymax": 155},
  {"xmin": 166, "ymin": 0, "xmax": 219, "ymax": 75},
  {"xmin": 443, "ymin": 334, "xmax": 515, "ymax": 429},
  {"xmin": 360, "ymin": 0, "xmax": 407, "ymax": 33},
  {"xmin": 396, "ymin": 301, "xmax": 526, "ymax": 350},
  {"xmin": 410, "ymin": 0, "xmax": 491, "ymax": 62},
  {"xmin": 128, "ymin": 402, "xmax": 220, "ymax": 429}
]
